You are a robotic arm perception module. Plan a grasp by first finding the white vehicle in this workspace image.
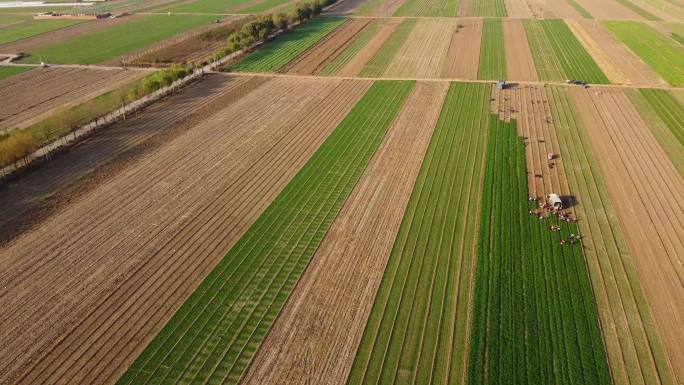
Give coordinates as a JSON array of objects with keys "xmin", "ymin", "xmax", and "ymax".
[{"xmin": 547, "ymin": 193, "xmax": 563, "ymax": 210}]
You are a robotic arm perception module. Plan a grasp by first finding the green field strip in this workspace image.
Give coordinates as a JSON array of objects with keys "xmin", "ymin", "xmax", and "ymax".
[
  {"xmin": 567, "ymin": 0, "xmax": 593, "ymax": 18},
  {"xmin": 347, "ymin": 82, "xmax": 490, "ymax": 385},
  {"xmin": 672, "ymin": 32, "xmax": 684, "ymax": 45},
  {"xmin": 393, "ymin": 0, "xmax": 459, "ymax": 17},
  {"xmin": 629, "ymin": 88, "xmax": 684, "ymax": 174},
  {"xmin": 603, "ymin": 21, "xmax": 684, "ymax": 86},
  {"xmin": 615, "ymin": 0, "xmax": 662, "ymax": 20},
  {"xmin": 478, "ymin": 18, "xmax": 506, "ymax": 80},
  {"xmin": 359, "ymin": 19, "xmax": 416, "ymax": 77},
  {"xmin": 540, "ymin": 19, "xmax": 610, "ymax": 84},
  {"xmin": 20, "ymin": 14, "xmax": 216, "ymax": 64},
  {"xmin": 467, "ymin": 115, "xmax": 611, "ymax": 385},
  {"xmin": 159, "ymin": 0, "xmax": 255, "ymax": 13},
  {"xmin": 0, "ymin": 65, "xmax": 30, "ymax": 80},
  {"xmin": 238, "ymin": 0, "xmax": 293, "ymax": 14},
  {"xmin": 319, "ymin": 20, "xmax": 378, "ymax": 76},
  {"xmin": 547, "ymin": 86, "xmax": 675, "ymax": 385},
  {"xmin": 230, "ymin": 17, "xmax": 346, "ymax": 73},
  {"xmin": 116, "ymin": 80, "xmax": 415, "ymax": 385},
  {"xmin": 467, "ymin": 0, "xmax": 506, "ymax": 17},
  {"xmin": 0, "ymin": 18, "xmax": 81, "ymax": 46},
  {"xmin": 522, "ymin": 19, "xmax": 566, "ymax": 81}
]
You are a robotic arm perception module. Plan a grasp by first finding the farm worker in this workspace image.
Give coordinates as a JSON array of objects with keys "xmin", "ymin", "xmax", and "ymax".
[{"xmin": 560, "ymin": 240, "xmax": 566, "ymax": 246}]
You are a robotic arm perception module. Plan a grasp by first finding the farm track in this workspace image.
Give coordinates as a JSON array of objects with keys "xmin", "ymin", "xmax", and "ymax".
[
  {"xmin": 0, "ymin": 66, "xmax": 149, "ymax": 133},
  {"xmin": 502, "ymin": 19, "xmax": 537, "ymax": 81},
  {"xmin": 0, "ymin": 76, "xmax": 372, "ymax": 385},
  {"xmin": 0, "ymin": 74, "xmax": 259, "ymax": 244},
  {"xmin": 548, "ymin": 85, "xmax": 675, "ymax": 385},
  {"xmin": 338, "ymin": 18, "xmax": 401, "ymax": 77},
  {"xmin": 348, "ymin": 83, "xmax": 489, "ymax": 385},
  {"xmin": 440, "ymin": 18, "xmax": 482, "ymax": 79},
  {"xmin": 570, "ymin": 87, "xmax": 684, "ymax": 385},
  {"xmin": 283, "ymin": 18, "xmax": 372, "ymax": 75},
  {"xmin": 241, "ymin": 81, "xmax": 448, "ymax": 385},
  {"xmin": 384, "ymin": 18, "xmax": 453, "ymax": 78}
]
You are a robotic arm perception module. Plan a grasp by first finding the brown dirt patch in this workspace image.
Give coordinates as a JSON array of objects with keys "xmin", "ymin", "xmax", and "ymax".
[
  {"xmin": 503, "ymin": 19, "xmax": 538, "ymax": 82},
  {"xmin": 0, "ymin": 15, "xmax": 137, "ymax": 54},
  {"xmin": 385, "ymin": 18, "xmax": 454, "ymax": 78},
  {"xmin": 440, "ymin": 18, "xmax": 482, "ymax": 79},
  {"xmin": 504, "ymin": 0, "xmax": 533, "ymax": 17},
  {"xmin": 570, "ymin": 86, "xmax": 684, "ymax": 385},
  {"xmin": 283, "ymin": 18, "xmax": 372, "ymax": 75},
  {"xmin": 0, "ymin": 76, "xmax": 372, "ymax": 385},
  {"xmin": 338, "ymin": 18, "xmax": 401, "ymax": 77},
  {"xmin": 240, "ymin": 81, "xmax": 448, "ymax": 385},
  {"xmin": 566, "ymin": 19, "xmax": 631, "ymax": 85},
  {"xmin": 0, "ymin": 66, "xmax": 150, "ymax": 134}
]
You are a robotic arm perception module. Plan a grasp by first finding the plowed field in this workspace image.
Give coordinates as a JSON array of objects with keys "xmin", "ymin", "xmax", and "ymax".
[{"xmin": 440, "ymin": 18, "xmax": 482, "ymax": 79}]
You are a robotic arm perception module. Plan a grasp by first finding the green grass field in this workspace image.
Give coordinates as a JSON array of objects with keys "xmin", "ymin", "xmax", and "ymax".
[
  {"xmin": 348, "ymin": 82, "xmax": 489, "ymax": 385},
  {"xmin": 603, "ymin": 21, "xmax": 684, "ymax": 86},
  {"xmin": 478, "ymin": 18, "xmax": 506, "ymax": 80},
  {"xmin": 0, "ymin": 65, "xmax": 30, "ymax": 80},
  {"xmin": 116, "ymin": 80, "xmax": 415, "ymax": 385},
  {"xmin": 359, "ymin": 19, "xmax": 416, "ymax": 77},
  {"xmin": 159, "ymin": 0, "xmax": 254, "ymax": 13},
  {"xmin": 523, "ymin": 19, "xmax": 566, "ymax": 81},
  {"xmin": 467, "ymin": 0, "xmax": 506, "ymax": 17},
  {"xmin": 539, "ymin": 19, "xmax": 609, "ymax": 84},
  {"xmin": 614, "ymin": 0, "xmax": 661, "ymax": 20},
  {"xmin": 231, "ymin": 17, "xmax": 345, "ymax": 72},
  {"xmin": 0, "ymin": 18, "xmax": 81, "ymax": 46},
  {"xmin": 238, "ymin": 0, "xmax": 293, "ymax": 14},
  {"xmin": 319, "ymin": 20, "xmax": 377, "ymax": 75},
  {"xmin": 21, "ymin": 14, "xmax": 216, "ymax": 64},
  {"xmin": 467, "ymin": 114, "xmax": 611, "ymax": 385},
  {"xmin": 393, "ymin": 0, "xmax": 459, "ymax": 17}
]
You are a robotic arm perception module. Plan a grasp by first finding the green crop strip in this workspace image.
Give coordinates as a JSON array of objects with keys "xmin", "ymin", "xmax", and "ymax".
[
  {"xmin": 539, "ymin": 20, "xmax": 609, "ymax": 84},
  {"xmin": 0, "ymin": 18, "xmax": 81, "ymax": 46},
  {"xmin": 359, "ymin": 19, "xmax": 417, "ymax": 77},
  {"xmin": 614, "ymin": 0, "xmax": 661, "ymax": 20},
  {"xmin": 567, "ymin": 0, "xmax": 592, "ymax": 18},
  {"xmin": 466, "ymin": 115, "xmax": 611, "ymax": 385},
  {"xmin": 348, "ymin": 82, "xmax": 490, "ymax": 385},
  {"xmin": 319, "ymin": 20, "xmax": 378, "ymax": 75},
  {"xmin": 0, "ymin": 66, "xmax": 31, "ymax": 80},
  {"xmin": 393, "ymin": 0, "xmax": 459, "ymax": 17},
  {"xmin": 467, "ymin": 0, "xmax": 506, "ymax": 17},
  {"xmin": 478, "ymin": 18, "xmax": 506, "ymax": 80},
  {"xmin": 672, "ymin": 32, "xmax": 684, "ymax": 45},
  {"xmin": 603, "ymin": 21, "xmax": 684, "ymax": 86},
  {"xmin": 116, "ymin": 80, "xmax": 415, "ymax": 385},
  {"xmin": 522, "ymin": 19, "xmax": 566, "ymax": 81},
  {"xmin": 231, "ymin": 17, "xmax": 345, "ymax": 73},
  {"xmin": 238, "ymin": 0, "xmax": 292, "ymax": 14},
  {"xmin": 20, "ymin": 15, "xmax": 216, "ymax": 64}
]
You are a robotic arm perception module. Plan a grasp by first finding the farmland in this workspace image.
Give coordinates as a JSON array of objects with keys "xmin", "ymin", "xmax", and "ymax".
[
  {"xmin": 319, "ymin": 20, "xmax": 378, "ymax": 75},
  {"xmin": 478, "ymin": 18, "xmax": 506, "ymax": 80},
  {"xmin": 0, "ymin": 65, "xmax": 29, "ymax": 80},
  {"xmin": 467, "ymin": 0, "xmax": 507, "ymax": 16},
  {"xmin": 0, "ymin": 17, "xmax": 81, "ymax": 46},
  {"xmin": 359, "ymin": 19, "xmax": 416, "ymax": 77}
]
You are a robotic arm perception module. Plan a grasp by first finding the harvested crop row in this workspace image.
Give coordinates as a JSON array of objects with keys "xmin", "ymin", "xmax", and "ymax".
[
  {"xmin": 338, "ymin": 18, "xmax": 402, "ymax": 77},
  {"xmin": 230, "ymin": 17, "xmax": 346, "ymax": 73},
  {"xmin": 384, "ymin": 18, "xmax": 454, "ymax": 78},
  {"xmin": 478, "ymin": 18, "xmax": 506, "ymax": 80},
  {"xmin": 116, "ymin": 80, "xmax": 415, "ymax": 385},
  {"xmin": 502, "ymin": 19, "xmax": 537, "ymax": 81},
  {"xmin": 569, "ymin": 87, "xmax": 684, "ymax": 385},
  {"xmin": 603, "ymin": 21, "xmax": 684, "ymax": 86},
  {"xmin": 547, "ymin": 85, "xmax": 676, "ymax": 385},
  {"xmin": 0, "ymin": 77, "xmax": 371, "ymax": 385},
  {"xmin": 319, "ymin": 19, "xmax": 379, "ymax": 76},
  {"xmin": 565, "ymin": 19, "xmax": 630, "ymax": 84},
  {"xmin": 240, "ymin": 81, "xmax": 448, "ymax": 385},
  {"xmin": 503, "ymin": 0, "xmax": 533, "ymax": 17},
  {"xmin": 359, "ymin": 19, "xmax": 416, "ymax": 77},
  {"xmin": 467, "ymin": 0, "xmax": 506, "ymax": 16},
  {"xmin": 284, "ymin": 18, "xmax": 372, "ymax": 75},
  {"xmin": 440, "ymin": 18, "xmax": 482, "ymax": 79},
  {"xmin": 467, "ymin": 114, "xmax": 611, "ymax": 385},
  {"xmin": 522, "ymin": 19, "xmax": 565, "ymax": 81},
  {"xmin": 348, "ymin": 82, "xmax": 490, "ymax": 385},
  {"xmin": 539, "ymin": 19, "xmax": 609, "ymax": 84}
]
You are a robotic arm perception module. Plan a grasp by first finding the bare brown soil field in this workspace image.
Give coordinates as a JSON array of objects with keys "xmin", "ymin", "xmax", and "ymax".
[
  {"xmin": 367, "ymin": 0, "xmax": 406, "ymax": 16},
  {"xmin": 283, "ymin": 18, "xmax": 372, "ymax": 74},
  {"xmin": 491, "ymin": 84, "xmax": 570, "ymax": 197},
  {"xmin": 457, "ymin": 0, "xmax": 469, "ymax": 16},
  {"xmin": 0, "ymin": 75, "xmax": 372, "ymax": 385},
  {"xmin": 570, "ymin": 87, "xmax": 684, "ymax": 385},
  {"xmin": 0, "ymin": 74, "xmax": 257, "ymax": 244},
  {"xmin": 544, "ymin": 0, "xmax": 582, "ymax": 18},
  {"xmin": 338, "ymin": 18, "xmax": 401, "ymax": 77},
  {"xmin": 504, "ymin": 0, "xmax": 533, "ymax": 17},
  {"xmin": 575, "ymin": 0, "xmax": 645, "ymax": 20},
  {"xmin": 0, "ymin": 66, "xmax": 149, "ymax": 133},
  {"xmin": 629, "ymin": 0, "xmax": 678, "ymax": 21},
  {"xmin": 503, "ymin": 19, "xmax": 538, "ymax": 82},
  {"xmin": 240, "ymin": 81, "xmax": 448, "ymax": 385},
  {"xmin": 384, "ymin": 18, "xmax": 454, "ymax": 78},
  {"xmin": 0, "ymin": 15, "xmax": 137, "ymax": 54},
  {"xmin": 440, "ymin": 18, "xmax": 482, "ymax": 79},
  {"xmin": 566, "ymin": 19, "xmax": 631, "ymax": 84},
  {"xmin": 131, "ymin": 16, "xmax": 251, "ymax": 65}
]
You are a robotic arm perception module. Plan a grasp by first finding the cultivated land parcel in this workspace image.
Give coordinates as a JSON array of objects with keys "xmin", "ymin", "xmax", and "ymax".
[{"xmin": 1, "ymin": 0, "xmax": 684, "ymax": 385}]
